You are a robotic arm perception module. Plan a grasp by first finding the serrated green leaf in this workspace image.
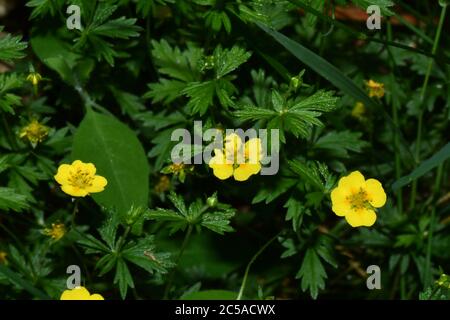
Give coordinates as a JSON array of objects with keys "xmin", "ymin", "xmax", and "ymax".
[{"xmin": 296, "ymin": 248, "xmax": 327, "ymax": 299}]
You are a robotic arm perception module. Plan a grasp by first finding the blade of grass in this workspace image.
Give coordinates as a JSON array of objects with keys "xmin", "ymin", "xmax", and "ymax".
[
  {"xmin": 287, "ymin": 0, "xmax": 450, "ymax": 64},
  {"xmin": 392, "ymin": 142, "xmax": 450, "ymax": 191}
]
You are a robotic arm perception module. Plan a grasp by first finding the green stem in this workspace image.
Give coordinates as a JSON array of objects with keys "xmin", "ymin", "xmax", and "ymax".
[
  {"xmin": 386, "ymin": 22, "xmax": 403, "ymax": 215},
  {"xmin": 163, "ymin": 224, "xmax": 193, "ymax": 299},
  {"xmin": 424, "ymin": 163, "xmax": 444, "ymax": 288},
  {"xmin": 237, "ymin": 233, "xmax": 279, "ymax": 300},
  {"xmin": 70, "ymin": 199, "xmax": 79, "ymax": 228},
  {"xmin": 410, "ymin": 5, "xmax": 447, "ymax": 210}
]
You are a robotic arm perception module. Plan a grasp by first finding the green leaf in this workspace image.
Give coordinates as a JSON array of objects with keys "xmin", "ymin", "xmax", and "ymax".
[
  {"xmin": 252, "ymin": 178, "xmax": 297, "ymax": 204},
  {"xmin": 284, "ymin": 197, "xmax": 306, "ymax": 232},
  {"xmin": 0, "ymin": 264, "xmax": 50, "ymax": 300},
  {"xmin": 296, "ymin": 248, "xmax": 327, "ymax": 299},
  {"xmin": 72, "ymin": 110, "xmax": 150, "ymax": 215},
  {"xmin": 183, "ymin": 81, "xmax": 216, "ymax": 115},
  {"xmin": 313, "ymin": 130, "xmax": 369, "ymax": 158},
  {"xmin": 201, "ymin": 211, "xmax": 235, "ymax": 234},
  {"xmin": 181, "ymin": 290, "xmax": 238, "ymax": 300},
  {"xmin": 392, "ymin": 142, "xmax": 450, "ymax": 190},
  {"xmin": 0, "ymin": 27, "xmax": 27, "ymax": 62},
  {"xmin": 114, "ymin": 258, "xmax": 134, "ymax": 299},
  {"xmin": 122, "ymin": 236, "xmax": 173, "ymax": 274},
  {"xmin": 0, "ymin": 74, "xmax": 23, "ymax": 114},
  {"xmin": 110, "ymin": 88, "xmax": 145, "ymax": 116},
  {"xmin": 26, "ymin": 0, "xmax": 65, "ymax": 19},
  {"xmin": 144, "ymin": 79, "xmax": 186, "ymax": 104},
  {"xmin": 151, "ymin": 39, "xmax": 202, "ymax": 82},
  {"xmin": 288, "ymin": 160, "xmax": 324, "ymax": 190},
  {"xmin": 0, "ymin": 187, "xmax": 29, "ymax": 212},
  {"xmin": 214, "ymin": 46, "xmax": 252, "ymax": 78}
]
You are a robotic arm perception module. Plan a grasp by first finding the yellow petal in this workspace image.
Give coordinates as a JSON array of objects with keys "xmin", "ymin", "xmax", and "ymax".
[
  {"xmin": 345, "ymin": 208, "xmax": 377, "ymax": 227},
  {"xmin": 245, "ymin": 138, "xmax": 263, "ymax": 163},
  {"xmin": 364, "ymin": 179, "xmax": 386, "ymax": 208},
  {"xmin": 60, "ymin": 287, "xmax": 91, "ymax": 300},
  {"xmin": 54, "ymin": 164, "xmax": 72, "ymax": 185},
  {"xmin": 89, "ymin": 294, "xmax": 105, "ymax": 300},
  {"xmin": 61, "ymin": 185, "xmax": 89, "ymax": 197},
  {"xmin": 330, "ymin": 187, "xmax": 351, "ymax": 216},
  {"xmin": 87, "ymin": 176, "xmax": 108, "ymax": 193},
  {"xmin": 213, "ymin": 164, "xmax": 234, "ymax": 180},
  {"xmin": 233, "ymin": 163, "xmax": 261, "ymax": 181},
  {"xmin": 338, "ymin": 171, "xmax": 365, "ymax": 192},
  {"xmin": 224, "ymin": 133, "xmax": 242, "ymax": 158}
]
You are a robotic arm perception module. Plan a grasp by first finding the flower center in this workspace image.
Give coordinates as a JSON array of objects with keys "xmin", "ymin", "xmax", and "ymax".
[
  {"xmin": 69, "ymin": 169, "xmax": 94, "ymax": 189},
  {"xmin": 347, "ymin": 188, "xmax": 370, "ymax": 210}
]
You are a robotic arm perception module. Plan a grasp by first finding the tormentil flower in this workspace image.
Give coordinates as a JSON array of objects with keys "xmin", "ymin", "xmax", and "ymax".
[
  {"xmin": 209, "ymin": 133, "xmax": 263, "ymax": 181},
  {"xmin": 365, "ymin": 80, "xmax": 385, "ymax": 98},
  {"xmin": 0, "ymin": 251, "xmax": 7, "ymax": 265},
  {"xmin": 60, "ymin": 286, "xmax": 104, "ymax": 300},
  {"xmin": 19, "ymin": 119, "xmax": 49, "ymax": 145},
  {"xmin": 54, "ymin": 160, "xmax": 107, "ymax": 197},
  {"xmin": 331, "ymin": 171, "xmax": 386, "ymax": 227},
  {"xmin": 43, "ymin": 223, "xmax": 66, "ymax": 241}
]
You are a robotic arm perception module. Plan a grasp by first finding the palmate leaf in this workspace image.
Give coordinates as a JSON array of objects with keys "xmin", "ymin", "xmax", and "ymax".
[
  {"xmin": 74, "ymin": 3, "xmax": 141, "ymax": 66},
  {"xmin": 214, "ymin": 46, "xmax": 252, "ymax": 78},
  {"xmin": 0, "ymin": 187, "xmax": 29, "ymax": 212},
  {"xmin": 26, "ymin": 0, "xmax": 65, "ymax": 19},
  {"xmin": 0, "ymin": 74, "xmax": 23, "ymax": 114},
  {"xmin": 313, "ymin": 130, "xmax": 369, "ymax": 158},
  {"xmin": 145, "ymin": 192, "xmax": 235, "ymax": 235},
  {"xmin": 144, "ymin": 79, "xmax": 187, "ymax": 104},
  {"xmin": 235, "ymin": 89, "xmax": 338, "ymax": 141},
  {"xmin": 151, "ymin": 39, "xmax": 203, "ymax": 82},
  {"xmin": 183, "ymin": 81, "xmax": 216, "ymax": 115},
  {"xmin": 0, "ymin": 27, "xmax": 27, "ymax": 62},
  {"xmin": 122, "ymin": 236, "xmax": 173, "ymax": 275}
]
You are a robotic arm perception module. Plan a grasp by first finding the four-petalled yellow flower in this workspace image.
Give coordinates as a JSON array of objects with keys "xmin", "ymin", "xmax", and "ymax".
[
  {"xmin": 43, "ymin": 223, "xmax": 66, "ymax": 241},
  {"xmin": 19, "ymin": 119, "xmax": 49, "ymax": 145},
  {"xmin": 209, "ymin": 133, "xmax": 263, "ymax": 181},
  {"xmin": 331, "ymin": 171, "xmax": 386, "ymax": 227},
  {"xmin": 54, "ymin": 160, "xmax": 107, "ymax": 197},
  {"xmin": 60, "ymin": 286, "xmax": 104, "ymax": 300},
  {"xmin": 365, "ymin": 80, "xmax": 385, "ymax": 98}
]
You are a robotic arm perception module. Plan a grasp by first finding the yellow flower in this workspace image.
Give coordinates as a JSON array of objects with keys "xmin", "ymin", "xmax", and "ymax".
[
  {"xmin": 331, "ymin": 171, "xmax": 386, "ymax": 227},
  {"xmin": 60, "ymin": 286, "xmax": 104, "ymax": 300},
  {"xmin": 351, "ymin": 102, "xmax": 366, "ymax": 119},
  {"xmin": 365, "ymin": 80, "xmax": 385, "ymax": 98},
  {"xmin": 54, "ymin": 160, "xmax": 108, "ymax": 197},
  {"xmin": 209, "ymin": 133, "xmax": 263, "ymax": 181},
  {"xmin": 19, "ymin": 119, "xmax": 49, "ymax": 145},
  {"xmin": 43, "ymin": 223, "xmax": 66, "ymax": 241},
  {"xmin": 26, "ymin": 72, "xmax": 42, "ymax": 86},
  {"xmin": 0, "ymin": 251, "xmax": 7, "ymax": 265}
]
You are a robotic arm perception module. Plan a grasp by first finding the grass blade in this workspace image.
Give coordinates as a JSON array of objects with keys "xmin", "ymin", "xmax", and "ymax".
[{"xmin": 392, "ymin": 142, "xmax": 450, "ymax": 191}]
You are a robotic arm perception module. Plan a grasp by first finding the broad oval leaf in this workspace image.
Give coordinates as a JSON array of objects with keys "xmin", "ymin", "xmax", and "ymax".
[{"xmin": 72, "ymin": 110, "xmax": 149, "ymax": 214}]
